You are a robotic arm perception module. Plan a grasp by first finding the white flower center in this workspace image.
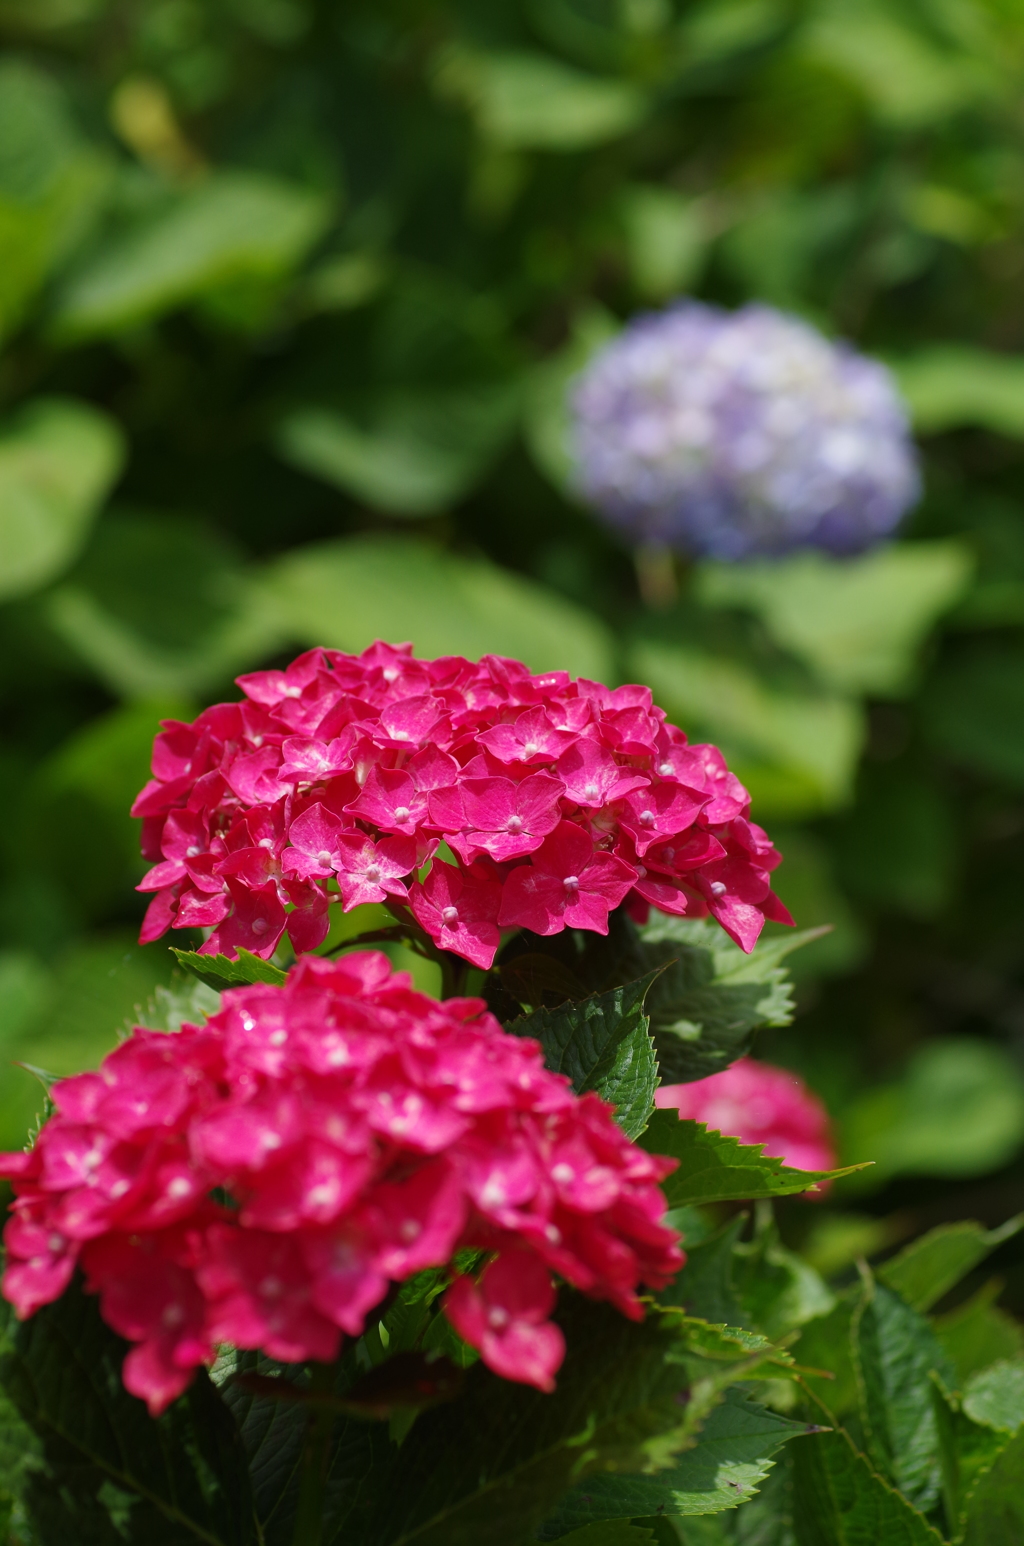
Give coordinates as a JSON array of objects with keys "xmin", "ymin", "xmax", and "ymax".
[
  {"xmin": 441, "ymin": 906, "xmax": 459, "ymax": 925},
  {"xmin": 563, "ymin": 875, "xmax": 579, "ymax": 890},
  {"xmin": 710, "ymin": 881, "xmax": 727, "ymax": 896},
  {"xmin": 393, "ymin": 805, "xmax": 411, "ymax": 822}
]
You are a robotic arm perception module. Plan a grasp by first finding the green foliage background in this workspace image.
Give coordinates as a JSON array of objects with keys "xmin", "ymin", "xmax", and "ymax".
[{"xmin": 1, "ymin": 0, "xmax": 1024, "ymax": 1387}]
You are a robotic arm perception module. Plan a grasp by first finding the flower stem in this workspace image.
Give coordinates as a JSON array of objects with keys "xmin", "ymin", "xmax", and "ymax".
[{"xmin": 291, "ymin": 1362, "xmax": 336, "ymax": 1546}]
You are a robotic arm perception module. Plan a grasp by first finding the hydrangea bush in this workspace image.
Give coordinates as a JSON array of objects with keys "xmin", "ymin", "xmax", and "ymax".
[
  {"xmin": 570, "ymin": 301, "xmax": 920, "ymax": 560},
  {"xmin": 0, "ymin": 646, "xmax": 1018, "ymax": 1546}
]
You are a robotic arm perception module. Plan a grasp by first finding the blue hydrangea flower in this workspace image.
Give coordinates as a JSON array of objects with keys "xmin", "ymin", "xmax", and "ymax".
[{"xmin": 569, "ymin": 301, "xmax": 920, "ymax": 561}]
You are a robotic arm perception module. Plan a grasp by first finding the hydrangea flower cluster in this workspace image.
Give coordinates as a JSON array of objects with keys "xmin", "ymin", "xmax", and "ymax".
[
  {"xmin": 655, "ymin": 1059, "xmax": 835, "ymax": 1176},
  {"xmin": 0, "ymin": 952, "xmax": 682, "ymax": 1414},
  {"xmin": 131, "ymin": 642, "xmax": 792, "ymax": 966},
  {"xmin": 570, "ymin": 301, "xmax": 920, "ymax": 560}
]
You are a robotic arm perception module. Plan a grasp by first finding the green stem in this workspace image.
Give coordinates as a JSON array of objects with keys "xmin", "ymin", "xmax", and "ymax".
[{"xmin": 291, "ymin": 1362, "xmax": 337, "ymax": 1546}]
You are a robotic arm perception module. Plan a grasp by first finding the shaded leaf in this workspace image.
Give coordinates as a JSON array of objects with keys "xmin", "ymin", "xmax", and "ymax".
[
  {"xmin": 542, "ymin": 1388, "xmax": 813, "ymax": 1531},
  {"xmin": 0, "ymin": 1281, "xmax": 256, "ymax": 1545},
  {"xmin": 435, "ymin": 47, "xmax": 648, "ymax": 150},
  {"xmin": 959, "ymin": 1423, "xmax": 1024, "ymax": 1545},
  {"xmin": 790, "ymin": 1423, "xmax": 944, "ymax": 1545},
  {"xmin": 933, "ymin": 1281, "xmax": 1024, "ymax": 1386},
  {"xmin": 893, "ymin": 346, "xmax": 1024, "ymax": 438},
  {"xmin": 930, "ymin": 1373, "xmax": 1007, "ymax": 1538}
]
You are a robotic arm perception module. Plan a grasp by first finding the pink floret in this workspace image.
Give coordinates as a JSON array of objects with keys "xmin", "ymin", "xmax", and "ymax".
[
  {"xmin": 0, "ymin": 952, "xmax": 683, "ymax": 1411},
  {"xmin": 128, "ymin": 643, "xmax": 790, "ymax": 966},
  {"xmin": 655, "ymin": 1058, "xmax": 835, "ymax": 1184}
]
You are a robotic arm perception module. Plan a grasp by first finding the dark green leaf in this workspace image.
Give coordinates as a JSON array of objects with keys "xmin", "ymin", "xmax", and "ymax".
[
  {"xmin": 542, "ymin": 1387, "xmax": 814, "ymax": 1531},
  {"xmin": 793, "ymin": 1290, "xmax": 862, "ymax": 1421},
  {"xmin": 172, "ymin": 948, "xmax": 288, "ymax": 990},
  {"xmin": 930, "ymin": 1373, "xmax": 1007, "ymax": 1538},
  {"xmin": 0, "ymin": 1281, "xmax": 256, "ymax": 1545},
  {"xmin": 959, "ymin": 1424, "xmax": 1024, "ymax": 1546},
  {"xmin": 933, "ymin": 1281, "xmax": 1024, "ymax": 1386},
  {"xmin": 877, "ymin": 1217, "xmax": 1023, "ymax": 1313},
  {"xmin": 790, "ymin": 1424, "xmax": 944, "ymax": 1545},
  {"xmin": 640, "ymin": 1111, "xmax": 860, "ymax": 1208},
  {"xmin": 853, "ymin": 1276, "xmax": 956, "ymax": 1512},
  {"xmin": 507, "ymin": 966, "xmax": 663, "ymax": 1134},
  {"xmin": 555, "ymin": 1526, "xmax": 655, "ymax": 1545}
]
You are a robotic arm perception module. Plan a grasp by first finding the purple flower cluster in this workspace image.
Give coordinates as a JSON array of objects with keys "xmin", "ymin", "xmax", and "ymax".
[{"xmin": 570, "ymin": 301, "xmax": 920, "ymax": 561}]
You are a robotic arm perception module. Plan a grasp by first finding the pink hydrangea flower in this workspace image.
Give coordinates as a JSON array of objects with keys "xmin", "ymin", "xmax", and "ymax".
[
  {"xmin": 0, "ymin": 953, "xmax": 683, "ymax": 1414},
  {"xmin": 655, "ymin": 1059, "xmax": 835, "ymax": 1179},
  {"xmin": 131, "ymin": 644, "xmax": 791, "ymax": 968}
]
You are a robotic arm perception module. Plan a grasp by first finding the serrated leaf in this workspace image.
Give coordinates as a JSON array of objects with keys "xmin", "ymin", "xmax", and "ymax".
[
  {"xmin": 640, "ymin": 1111, "xmax": 860, "ymax": 1208},
  {"xmin": 854, "ymin": 1275, "xmax": 956, "ymax": 1513},
  {"xmin": 637, "ymin": 916, "xmax": 825, "ymax": 1084},
  {"xmin": 790, "ymin": 1423, "xmax": 944, "ymax": 1546},
  {"xmin": 958, "ymin": 1423, "xmax": 1024, "ymax": 1546},
  {"xmin": 135, "ymin": 972, "xmax": 221, "ymax": 1034},
  {"xmin": 930, "ymin": 1372, "xmax": 1007, "ymax": 1538},
  {"xmin": 507, "ymin": 967, "xmax": 663, "ymax": 1135},
  {"xmin": 877, "ymin": 1217, "xmax": 1023, "ymax": 1312},
  {"xmin": 542, "ymin": 1387, "xmax": 814, "ymax": 1531},
  {"xmin": 0, "ymin": 1280, "xmax": 256, "ymax": 1544},
  {"xmin": 171, "ymin": 948, "xmax": 287, "ymax": 990}
]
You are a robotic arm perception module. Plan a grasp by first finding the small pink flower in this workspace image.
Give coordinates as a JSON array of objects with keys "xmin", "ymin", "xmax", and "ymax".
[
  {"xmin": 498, "ymin": 821, "xmax": 637, "ymax": 935},
  {"xmin": 409, "ymin": 860, "xmax": 503, "ymax": 969},
  {"xmin": 444, "ymin": 1251, "xmax": 565, "ymax": 1392}
]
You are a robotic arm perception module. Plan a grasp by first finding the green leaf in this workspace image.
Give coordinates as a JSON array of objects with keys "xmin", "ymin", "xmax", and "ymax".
[
  {"xmin": 0, "ymin": 396, "xmax": 125, "ymax": 602},
  {"xmin": 44, "ymin": 512, "xmax": 286, "ymax": 701},
  {"xmin": 522, "ymin": 303, "xmax": 617, "ymax": 492},
  {"xmin": 839, "ymin": 1039, "xmax": 1024, "ymax": 1189},
  {"xmin": 962, "ymin": 1361, "xmax": 1024, "ymax": 1433},
  {"xmin": 51, "ymin": 171, "xmax": 330, "ymax": 339},
  {"xmin": 277, "ymin": 383, "xmax": 519, "ymax": 516},
  {"xmin": 136, "ymin": 972, "xmax": 221, "ymax": 1033},
  {"xmin": 793, "ymin": 1291, "xmax": 861, "ymax": 1420},
  {"xmin": 621, "ymin": 185, "xmax": 710, "ymax": 301},
  {"xmin": 930, "ymin": 1373, "xmax": 1007, "ymax": 1538},
  {"xmin": 172, "ymin": 948, "xmax": 288, "ymax": 990},
  {"xmin": 790, "ymin": 1423, "xmax": 945, "ymax": 1545},
  {"xmin": 554, "ymin": 1526, "xmax": 655, "ymax": 1545},
  {"xmin": 637, "ymin": 914, "xmax": 823, "ymax": 1082},
  {"xmin": 632, "ymin": 640, "xmax": 864, "ymax": 818},
  {"xmin": 892, "ymin": 346, "xmax": 1024, "ymax": 438},
  {"xmin": 696, "ymin": 544, "xmax": 973, "ymax": 698},
  {"xmin": 352, "ymin": 1298, "xmax": 711, "ymax": 1546},
  {"xmin": 877, "ymin": 1217, "xmax": 1023, "ymax": 1313},
  {"xmin": 434, "ymin": 47, "xmax": 649, "ymax": 150},
  {"xmin": 959, "ymin": 1423, "xmax": 1024, "ymax": 1545},
  {"xmin": 0, "ymin": 1281, "xmax": 256, "ymax": 1544},
  {"xmin": 0, "ymin": 62, "xmax": 110, "ymax": 341},
  {"xmin": 542, "ymin": 1387, "xmax": 814, "ymax": 1530},
  {"xmin": 921, "ymin": 642, "xmax": 1024, "ymax": 790},
  {"xmin": 640, "ymin": 1110, "xmax": 858, "ymax": 1209},
  {"xmin": 262, "ymin": 535, "xmax": 614, "ymax": 682},
  {"xmin": 853, "ymin": 1275, "xmax": 956, "ymax": 1512},
  {"xmin": 507, "ymin": 966, "xmax": 663, "ymax": 1135},
  {"xmin": 933, "ymin": 1282, "xmax": 1024, "ymax": 1386}
]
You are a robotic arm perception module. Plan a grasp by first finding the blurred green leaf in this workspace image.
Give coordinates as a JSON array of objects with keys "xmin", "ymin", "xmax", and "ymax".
[
  {"xmin": 830, "ymin": 764, "xmax": 957, "ymax": 921},
  {"xmin": 0, "ymin": 60, "xmax": 110, "ymax": 340},
  {"xmin": 921, "ymin": 643, "xmax": 1024, "ymax": 789},
  {"xmin": 934, "ymin": 1282, "xmax": 1024, "ymax": 1387},
  {"xmin": 931, "ymin": 1374, "xmax": 1009, "ymax": 1538},
  {"xmin": 640, "ymin": 1110, "xmax": 858, "ymax": 1208},
  {"xmin": 51, "ymin": 171, "xmax": 331, "ymax": 339},
  {"xmin": 877, "ymin": 1218, "xmax": 1023, "ymax": 1314},
  {"xmin": 543, "ymin": 1387, "xmax": 812, "ymax": 1529},
  {"xmin": 801, "ymin": 2, "xmax": 993, "ymax": 129},
  {"xmin": 633, "ymin": 639, "xmax": 864, "ymax": 817},
  {"xmin": 277, "ymin": 382, "xmax": 519, "ymax": 515},
  {"xmin": 621, "ymin": 185, "xmax": 710, "ymax": 300},
  {"xmin": 840, "ymin": 1039, "xmax": 1024, "ymax": 1188},
  {"xmin": 697, "ymin": 544, "xmax": 972, "ymax": 698},
  {"xmin": 263, "ymin": 536, "xmax": 614, "ymax": 680},
  {"xmin": 962, "ymin": 1361, "xmax": 1024, "ymax": 1433},
  {"xmin": 0, "ymin": 396, "xmax": 125, "ymax": 603},
  {"xmin": 790, "ymin": 1422, "xmax": 944, "ymax": 1545},
  {"xmin": 522, "ymin": 304, "xmax": 617, "ymax": 493},
  {"xmin": 554, "ymin": 1527, "xmax": 654, "ymax": 1546},
  {"xmin": 892, "ymin": 347, "xmax": 1024, "ymax": 439},
  {"xmin": 434, "ymin": 47, "xmax": 649, "ymax": 150},
  {"xmin": 765, "ymin": 828, "xmax": 868, "ymax": 979},
  {"xmin": 45, "ymin": 513, "xmax": 286, "ymax": 700}
]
